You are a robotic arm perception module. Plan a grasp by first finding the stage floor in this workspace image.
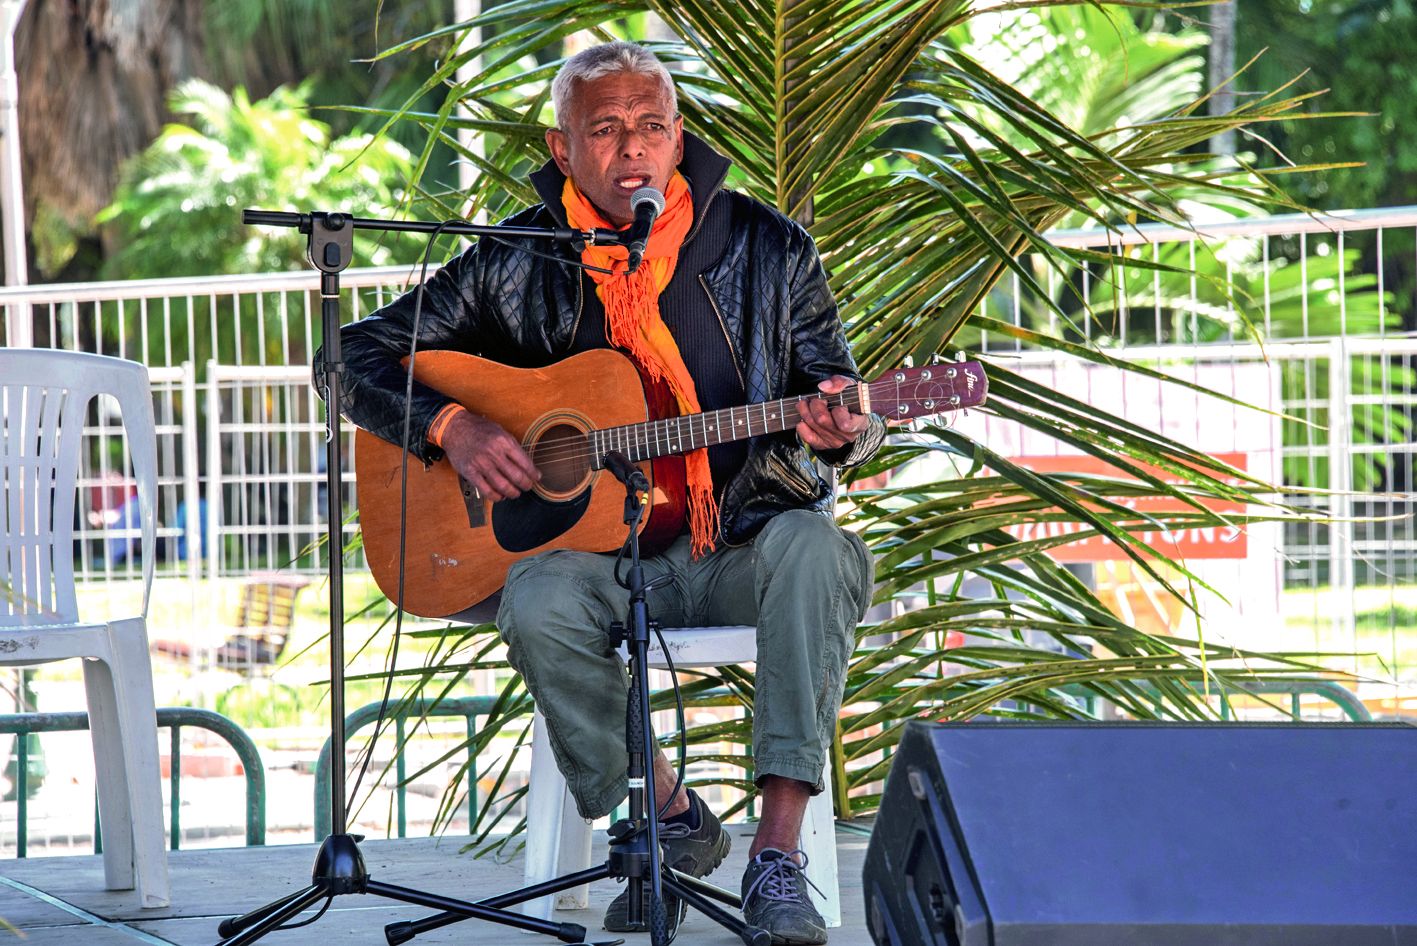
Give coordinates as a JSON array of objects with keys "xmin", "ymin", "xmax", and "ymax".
[{"xmin": 0, "ymin": 822, "xmax": 876, "ymax": 945}]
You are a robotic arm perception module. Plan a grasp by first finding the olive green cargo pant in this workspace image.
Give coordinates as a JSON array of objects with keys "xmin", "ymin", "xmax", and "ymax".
[{"xmin": 497, "ymin": 509, "xmax": 873, "ymax": 820}]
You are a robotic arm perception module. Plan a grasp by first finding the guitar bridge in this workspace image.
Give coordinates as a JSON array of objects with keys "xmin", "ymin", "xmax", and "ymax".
[{"xmin": 459, "ymin": 476, "xmax": 486, "ymax": 528}]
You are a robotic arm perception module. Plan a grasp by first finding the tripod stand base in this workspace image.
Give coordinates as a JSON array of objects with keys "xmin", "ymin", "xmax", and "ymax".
[{"xmin": 214, "ymin": 834, "xmax": 588, "ymax": 946}]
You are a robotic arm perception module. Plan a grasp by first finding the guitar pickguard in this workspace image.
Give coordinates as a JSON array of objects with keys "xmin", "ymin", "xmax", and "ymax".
[{"xmin": 491, "ymin": 485, "xmax": 594, "ymax": 553}]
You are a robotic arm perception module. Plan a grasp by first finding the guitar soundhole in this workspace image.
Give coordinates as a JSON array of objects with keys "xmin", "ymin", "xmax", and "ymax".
[{"xmin": 531, "ymin": 423, "xmax": 591, "ymax": 496}]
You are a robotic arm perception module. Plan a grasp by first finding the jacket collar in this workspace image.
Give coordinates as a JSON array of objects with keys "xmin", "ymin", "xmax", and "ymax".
[{"xmin": 529, "ymin": 130, "xmax": 732, "ymax": 235}]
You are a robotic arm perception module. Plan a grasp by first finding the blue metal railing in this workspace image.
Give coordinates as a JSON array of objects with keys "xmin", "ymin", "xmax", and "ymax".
[
  {"xmin": 0, "ymin": 707, "xmax": 265, "ymax": 856},
  {"xmin": 313, "ymin": 696, "xmax": 498, "ymax": 840}
]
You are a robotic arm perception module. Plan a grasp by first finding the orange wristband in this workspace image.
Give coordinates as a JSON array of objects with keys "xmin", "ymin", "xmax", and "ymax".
[{"xmin": 427, "ymin": 403, "xmax": 468, "ymax": 447}]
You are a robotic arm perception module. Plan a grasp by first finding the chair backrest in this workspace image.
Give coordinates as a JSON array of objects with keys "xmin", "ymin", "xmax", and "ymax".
[{"xmin": 1, "ymin": 350, "xmax": 157, "ymax": 627}]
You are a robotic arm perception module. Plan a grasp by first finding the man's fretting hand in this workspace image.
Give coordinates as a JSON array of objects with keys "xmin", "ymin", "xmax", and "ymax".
[
  {"xmin": 439, "ymin": 410, "xmax": 540, "ymax": 502},
  {"xmin": 796, "ymin": 375, "xmax": 868, "ymax": 451}
]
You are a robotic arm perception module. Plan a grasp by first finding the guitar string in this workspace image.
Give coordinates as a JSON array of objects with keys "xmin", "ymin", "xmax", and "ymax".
[
  {"xmin": 513, "ymin": 389, "xmax": 862, "ymax": 467},
  {"xmin": 516, "ymin": 385, "xmax": 874, "ymax": 468},
  {"xmin": 510, "ymin": 373, "xmax": 972, "ymax": 468},
  {"xmin": 515, "ymin": 380, "xmax": 958, "ymax": 469}
]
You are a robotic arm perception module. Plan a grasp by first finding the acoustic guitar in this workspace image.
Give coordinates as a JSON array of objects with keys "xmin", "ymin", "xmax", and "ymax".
[{"xmin": 354, "ymin": 349, "xmax": 988, "ymax": 617}]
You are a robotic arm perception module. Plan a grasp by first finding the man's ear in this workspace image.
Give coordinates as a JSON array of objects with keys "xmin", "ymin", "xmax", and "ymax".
[
  {"xmin": 546, "ymin": 127, "xmax": 572, "ymax": 176},
  {"xmin": 672, "ymin": 114, "xmax": 684, "ymax": 165}
]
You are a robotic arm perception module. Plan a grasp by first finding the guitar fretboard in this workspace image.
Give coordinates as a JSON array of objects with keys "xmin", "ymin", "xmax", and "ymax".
[{"xmin": 590, "ymin": 389, "xmax": 864, "ymax": 464}]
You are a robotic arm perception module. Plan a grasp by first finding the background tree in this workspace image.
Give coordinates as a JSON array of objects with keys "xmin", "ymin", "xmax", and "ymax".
[
  {"xmin": 94, "ymin": 79, "xmax": 428, "ymax": 367},
  {"xmin": 1230, "ymin": 0, "xmax": 1417, "ymax": 329},
  {"xmin": 16, "ymin": 0, "xmax": 453, "ymax": 281}
]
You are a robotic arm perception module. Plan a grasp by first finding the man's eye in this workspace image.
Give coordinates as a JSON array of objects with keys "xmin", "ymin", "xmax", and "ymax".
[{"xmin": 591, "ymin": 127, "xmax": 612, "ymax": 137}]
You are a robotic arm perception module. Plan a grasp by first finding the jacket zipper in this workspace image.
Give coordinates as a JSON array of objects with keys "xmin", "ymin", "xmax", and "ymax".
[
  {"xmin": 682, "ymin": 185, "xmax": 720, "ymax": 247},
  {"xmin": 698, "ymin": 273, "xmax": 747, "ymax": 391},
  {"xmin": 563, "ymin": 265, "xmax": 584, "ymax": 353}
]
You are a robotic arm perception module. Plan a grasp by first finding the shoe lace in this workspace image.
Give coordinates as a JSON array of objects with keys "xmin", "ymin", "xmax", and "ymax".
[
  {"xmin": 658, "ymin": 821, "xmax": 694, "ymax": 841},
  {"xmin": 744, "ymin": 849, "xmax": 824, "ymax": 904}
]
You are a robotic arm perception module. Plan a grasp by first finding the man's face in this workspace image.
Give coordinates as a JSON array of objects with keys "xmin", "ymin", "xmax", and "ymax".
[{"xmin": 547, "ymin": 71, "xmax": 683, "ymax": 227}]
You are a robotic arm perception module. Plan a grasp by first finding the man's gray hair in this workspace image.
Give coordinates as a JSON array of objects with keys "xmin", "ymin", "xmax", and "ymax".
[{"xmin": 551, "ymin": 41, "xmax": 677, "ymax": 127}]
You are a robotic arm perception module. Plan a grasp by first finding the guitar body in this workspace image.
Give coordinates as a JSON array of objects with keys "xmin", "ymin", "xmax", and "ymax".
[
  {"xmin": 354, "ymin": 349, "xmax": 686, "ymax": 617},
  {"xmin": 355, "ymin": 350, "xmax": 989, "ymax": 618}
]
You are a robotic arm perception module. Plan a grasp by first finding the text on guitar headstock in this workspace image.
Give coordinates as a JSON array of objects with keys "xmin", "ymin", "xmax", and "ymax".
[{"xmin": 864, "ymin": 361, "xmax": 988, "ymax": 422}]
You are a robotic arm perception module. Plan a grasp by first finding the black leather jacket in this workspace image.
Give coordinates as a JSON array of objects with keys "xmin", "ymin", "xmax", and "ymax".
[{"xmin": 333, "ymin": 132, "xmax": 885, "ymax": 546}]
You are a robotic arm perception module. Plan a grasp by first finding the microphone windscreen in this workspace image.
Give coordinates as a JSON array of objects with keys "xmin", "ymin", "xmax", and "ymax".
[{"xmin": 631, "ymin": 187, "xmax": 665, "ymax": 214}]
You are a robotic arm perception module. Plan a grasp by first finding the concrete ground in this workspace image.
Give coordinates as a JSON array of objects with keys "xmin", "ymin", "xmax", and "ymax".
[{"xmin": 0, "ymin": 823, "xmax": 877, "ymax": 946}]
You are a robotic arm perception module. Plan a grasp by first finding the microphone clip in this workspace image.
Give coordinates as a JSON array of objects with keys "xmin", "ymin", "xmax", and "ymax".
[
  {"xmin": 602, "ymin": 450, "xmax": 650, "ymax": 493},
  {"xmin": 602, "ymin": 450, "xmax": 650, "ymax": 524}
]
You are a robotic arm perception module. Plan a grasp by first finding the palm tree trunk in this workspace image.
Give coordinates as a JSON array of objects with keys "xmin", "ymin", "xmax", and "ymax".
[
  {"xmin": 779, "ymin": 0, "xmax": 813, "ymax": 228},
  {"xmin": 1208, "ymin": 0, "xmax": 1236, "ymax": 156}
]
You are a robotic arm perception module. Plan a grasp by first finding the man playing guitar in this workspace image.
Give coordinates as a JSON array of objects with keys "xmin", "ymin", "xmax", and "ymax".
[{"xmin": 334, "ymin": 41, "xmax": 884, "ymax": 944}]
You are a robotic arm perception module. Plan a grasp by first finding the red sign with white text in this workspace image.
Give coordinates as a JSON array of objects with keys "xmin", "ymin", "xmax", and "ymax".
[{"xmin": 1001, "ymin": 453, "xmax": 1249, "ymax": 562}]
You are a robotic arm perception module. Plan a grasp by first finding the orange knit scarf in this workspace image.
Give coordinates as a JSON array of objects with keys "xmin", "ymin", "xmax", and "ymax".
[{"xmin": 562, "ymin": 172, "xmax": 719, "ymax": 557}]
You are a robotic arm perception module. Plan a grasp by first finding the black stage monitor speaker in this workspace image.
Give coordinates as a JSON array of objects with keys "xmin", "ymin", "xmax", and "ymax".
[{"xmin": 864, "ymin": 721, "xmax": 1417, "ymax": 946}]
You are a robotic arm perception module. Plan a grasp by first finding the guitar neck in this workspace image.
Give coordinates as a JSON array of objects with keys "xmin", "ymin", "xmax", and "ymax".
[{"xmin": 590, "ymin": 387, "xmax": 865, "ymax": 465}]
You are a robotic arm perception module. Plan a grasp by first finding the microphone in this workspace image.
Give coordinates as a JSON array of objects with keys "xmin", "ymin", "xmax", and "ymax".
[
  {"xmin": 624, "ymin": 186, "xmax": 665, "ymax": 275},
  {"xmin": 602, "ymin": 450, "xmax": 650, "ymax": 492}
]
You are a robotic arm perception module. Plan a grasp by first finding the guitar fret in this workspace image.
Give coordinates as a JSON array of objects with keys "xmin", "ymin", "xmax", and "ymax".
[{"xmin": 592, "ymin": 369, "xmax": 970, "ymax": 467}]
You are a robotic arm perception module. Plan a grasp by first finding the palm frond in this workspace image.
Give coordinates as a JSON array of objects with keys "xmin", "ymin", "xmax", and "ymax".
[{"xmin": 357, "ymin": 0, "xmax": 1359, "ymax": 829}]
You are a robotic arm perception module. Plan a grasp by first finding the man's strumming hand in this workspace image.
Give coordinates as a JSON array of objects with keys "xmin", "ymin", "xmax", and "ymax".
[{"xmin": 440, "ymin": 410, "xmax": 541, "ymax": 501}]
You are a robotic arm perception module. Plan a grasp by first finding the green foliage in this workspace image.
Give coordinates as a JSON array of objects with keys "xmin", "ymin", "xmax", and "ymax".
[
  {"xmin": 214, "ymin": 681, "xmax": 310, "ymax": 730},
  {"xmin": 946, "ymin": 5, "xmax": 1209, "ymax": 144},
  {"xmin": 99, "ymin": 80, "xmax": 426, "ymax": 280},
  {"xmin": 1235, "ymin": 1, "xmax": 1417, "ymax": 326},
  {"xmin": 1237, "ymin": 0, "xmax": 1417, "ymax": 212},
  {"xmin": 95, "ymin": 80, "xmax": 433, "ymax": 366}
]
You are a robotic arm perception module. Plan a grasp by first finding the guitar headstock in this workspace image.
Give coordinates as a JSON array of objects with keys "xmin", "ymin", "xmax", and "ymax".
[{"xmin": 865, "ymin": 360, "xmax": 988, "ymax": 421}]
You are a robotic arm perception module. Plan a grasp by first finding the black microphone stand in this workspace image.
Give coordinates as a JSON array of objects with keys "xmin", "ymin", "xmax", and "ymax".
[
  {"xmin": 213, "ymin": 209, "xmax": 630, "ymax": 946},
  {"xmin": 383, "ymin": 452, "xmax": 769, "ymax": 946}
]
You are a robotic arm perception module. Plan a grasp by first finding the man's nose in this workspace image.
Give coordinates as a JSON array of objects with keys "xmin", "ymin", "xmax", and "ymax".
[{"xmin": 618, "ymin": 129, "xmax": 648, "ymax": 158}]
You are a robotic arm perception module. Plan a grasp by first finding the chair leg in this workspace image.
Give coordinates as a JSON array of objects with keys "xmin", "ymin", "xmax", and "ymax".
[
  {"xmin": 800, "ymin": 768, "xmax": 841, "ymax": 928},
  {"xmin": 83, "ymin": 657, "xmax": 136, "ymax": 893},
  {"xmin": 553, "ymin": 770, "xmax": 592, "ymax": 911},
  {"xmin": 523, "ymin": 711, "xmax": 612, "ymax": 914},
  {"xmin": 103, "ymin": 619, "xmax": 171, "ymax": 908}
]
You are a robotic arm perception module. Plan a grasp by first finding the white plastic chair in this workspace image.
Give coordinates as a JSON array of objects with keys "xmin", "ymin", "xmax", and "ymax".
[
  {"xmin": 0, "ymin": 349, "xmax": 170, "ymax": 908},
  {"xmin": 522, "ymin": 625, "xmax": 841, "ymax": 927}
]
